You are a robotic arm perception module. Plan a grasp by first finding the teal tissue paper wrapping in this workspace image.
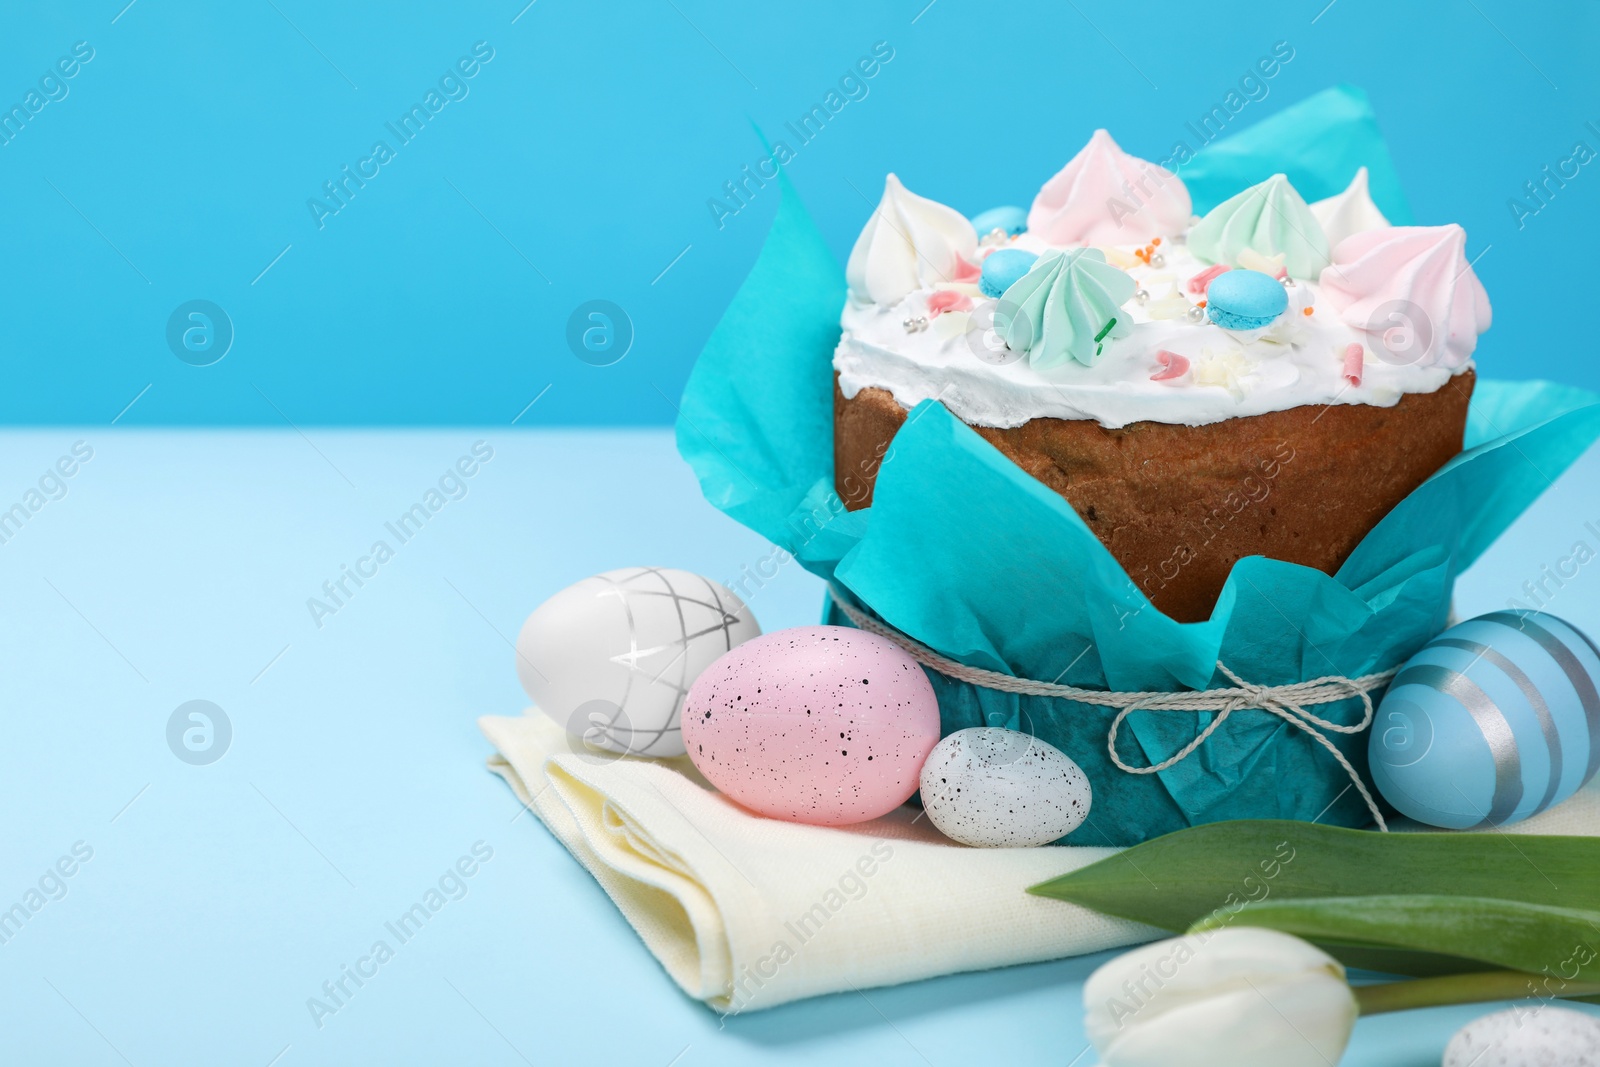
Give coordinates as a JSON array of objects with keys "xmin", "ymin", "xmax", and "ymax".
[
  {"xmin": 1180, "ymin": 84, "xmax": 1414, "ymax": 224},
  {"xmin": 676, "ymin": 90, "xmax": 1600, "ymax": 845}
]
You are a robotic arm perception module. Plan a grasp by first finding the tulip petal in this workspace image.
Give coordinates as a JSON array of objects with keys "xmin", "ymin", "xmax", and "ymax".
[
  {"xmin": 1099, "ymin": 982, "xmax": 1354, "ymax": 1067},
  {"xmin": 1085, "ymin": 929, "xmax": 1355, "ymax": 1067}
]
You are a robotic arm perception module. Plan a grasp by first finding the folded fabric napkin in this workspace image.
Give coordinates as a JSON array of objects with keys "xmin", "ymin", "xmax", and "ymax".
[
  {"xmin": 480, "ymin": 711, "xmax": 1155, "ymax": 1013},
  {"xmin": 482, "ymin": 710, "xmax": 1600, "ymax": 1013}
]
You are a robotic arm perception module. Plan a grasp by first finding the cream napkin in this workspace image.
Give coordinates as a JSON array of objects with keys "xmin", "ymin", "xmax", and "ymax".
[
  {"xmin": 480, "ymin": 711, "xmax": 1155, "ymax": 1013},
  {"xmin": 481, "ymin": 710, "xmax": 1600, "ymax": 1013}
]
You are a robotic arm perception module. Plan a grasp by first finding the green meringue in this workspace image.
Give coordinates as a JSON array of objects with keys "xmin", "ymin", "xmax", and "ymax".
[
  {"xmin": 1188, "ymin": 173, "xmax": 1330, "ymax": 279},
  {"xmin": 997, "ymin": 248, "xmax": 1135, "ymax": 368}
]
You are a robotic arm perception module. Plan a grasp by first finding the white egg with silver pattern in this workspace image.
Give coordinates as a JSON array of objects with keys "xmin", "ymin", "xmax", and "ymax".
[{"xmin": 516, "ymin": 567, "xmax": 761, "ymax": 758}]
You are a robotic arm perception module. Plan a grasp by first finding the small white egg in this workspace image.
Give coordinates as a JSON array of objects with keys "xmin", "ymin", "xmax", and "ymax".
[
  {"xmin": 1444, "ymin": 1005, "xmax": 1600, "ymax": 1067},
  {"xmin": 919, "ymin": 728, "xmax": 1091, "ymax": 847}
]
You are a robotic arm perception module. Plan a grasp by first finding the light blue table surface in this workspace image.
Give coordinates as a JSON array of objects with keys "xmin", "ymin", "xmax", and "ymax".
[{"xmin": 3, "ymin": 427, "xmax": 1598, "ymax": 1067}]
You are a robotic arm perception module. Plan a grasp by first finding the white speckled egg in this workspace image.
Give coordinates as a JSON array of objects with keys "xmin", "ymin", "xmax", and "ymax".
[
  {"xmin": 1444, "ymin": 1005, "xmax": 1600, "ymax": 1067},
  {"xmin": 919, "ymin": 728, "xmax": 1092, "ymax": 847}
]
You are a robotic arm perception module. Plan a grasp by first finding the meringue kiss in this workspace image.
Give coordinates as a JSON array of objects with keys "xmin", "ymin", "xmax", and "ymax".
[
  {"xmin": 1189, "ymin": 173, "xmax": 1330, "ymax": 280},
  {"xmin": 846, "ymin": 174, "xmax": 978, "ymax": 306},
  {"xmin": 1027, "ymin": 129, "xmax": 1192, "ymax": 246},
  {"xmin": 1311, "ymin": 167, "xmax": 1391, "ymax": 249},
  {"xmin": 1318, "ymin": 224, "xmax": 1491, "ymax": 368}
]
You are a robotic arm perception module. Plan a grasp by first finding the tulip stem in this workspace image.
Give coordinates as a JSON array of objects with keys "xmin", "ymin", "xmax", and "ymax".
[{"xmin": 1353, "ymin": 971, "xmax": 1600, "ymax": 1016}]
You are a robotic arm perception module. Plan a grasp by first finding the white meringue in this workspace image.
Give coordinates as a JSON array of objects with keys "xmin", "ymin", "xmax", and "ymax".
[
  {"xmin": 1311, "ymin": 167, "xmax": 1391, "ymax": 249},
  {"xmin": 846, "ymin": 174, "xmax": 977, "ymax": 306}
]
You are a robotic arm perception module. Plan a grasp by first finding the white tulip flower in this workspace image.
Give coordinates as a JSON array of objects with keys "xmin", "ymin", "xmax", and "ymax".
[{"xmin": 1084, "ymin": 926, "xmax": 1358, "ymax": 1067}]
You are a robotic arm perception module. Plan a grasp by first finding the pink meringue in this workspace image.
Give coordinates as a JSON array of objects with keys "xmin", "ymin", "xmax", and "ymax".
[
  {"xmin": 1028, "ymin": 129, "xmax": 1192, "ymax": 246},
  {"xmin": 1318, "ymin": 224, "xmax": 1491, "ymax": 369}
]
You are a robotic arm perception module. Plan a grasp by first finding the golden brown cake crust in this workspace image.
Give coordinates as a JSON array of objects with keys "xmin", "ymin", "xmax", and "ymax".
[{"xmin": 834, "ymin": 370, "xmax": 1475, "ymax": 622}]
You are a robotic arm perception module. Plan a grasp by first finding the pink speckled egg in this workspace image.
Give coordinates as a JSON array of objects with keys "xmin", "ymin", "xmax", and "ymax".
[{"xmin": 682, "ymin": 625, "xmax": 941, "ymax": 825}]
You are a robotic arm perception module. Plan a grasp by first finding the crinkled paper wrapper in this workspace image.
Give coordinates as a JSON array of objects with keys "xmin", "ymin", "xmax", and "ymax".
[{"xmin": 675, "ymin": 87, "xmax": 1600, "ymax": 844}]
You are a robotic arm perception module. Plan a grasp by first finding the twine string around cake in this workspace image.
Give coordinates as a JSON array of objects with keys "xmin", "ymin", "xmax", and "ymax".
[{"xmin": 828, "ymin": 587, "xmax": 1397, "ymax": 831}]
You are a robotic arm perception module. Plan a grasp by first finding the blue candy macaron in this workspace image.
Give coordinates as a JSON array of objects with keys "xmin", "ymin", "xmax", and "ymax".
[
  {"xmin": 971, "ymin": 205, "xmax": 1028, "ymax": 237},
  {"xmin": 979, "ymin": 249, "xmax": 1038, "ymax": 298},
  {"xmin": 1204, "ymin": 268, "xmax": 1288, "ymax": 330}
]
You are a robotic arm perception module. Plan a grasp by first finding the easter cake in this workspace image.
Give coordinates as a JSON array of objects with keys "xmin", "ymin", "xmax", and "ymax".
[{"xmin": 834, "ymin": 131, "xmax": 1490, "ymax": 622}]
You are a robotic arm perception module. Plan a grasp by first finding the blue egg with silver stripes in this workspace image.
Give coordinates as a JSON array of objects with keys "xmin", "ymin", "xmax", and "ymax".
[{"xmin": 1369, "ymin": 611, "xmax": 1600, "ymax": 829}]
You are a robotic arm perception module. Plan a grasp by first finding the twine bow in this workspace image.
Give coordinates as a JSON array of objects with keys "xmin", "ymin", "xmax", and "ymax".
[{"xmin": 828, "ymin": 587, "xmax": 1396, "ymax": 831}]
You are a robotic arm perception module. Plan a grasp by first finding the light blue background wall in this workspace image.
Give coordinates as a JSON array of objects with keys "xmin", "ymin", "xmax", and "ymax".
[{"xmin": 1, "ymin": 0, "xmax": 1595, "ymax": 426}]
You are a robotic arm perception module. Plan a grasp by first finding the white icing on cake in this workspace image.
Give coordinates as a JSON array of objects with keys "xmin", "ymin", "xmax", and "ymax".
[{"xmin": 834, "ymin": 229, "xmax": 1471, "ymax": 430}]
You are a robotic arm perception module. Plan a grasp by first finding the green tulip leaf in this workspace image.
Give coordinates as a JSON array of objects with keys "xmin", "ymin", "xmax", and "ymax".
[
  {"xmin": 1029, "ymin": 820, "xmax": 1600, "ymax": 932},
  {"xmin": 1190, "ymin": 895, "xmax": 1600, "ymax": 984}
]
